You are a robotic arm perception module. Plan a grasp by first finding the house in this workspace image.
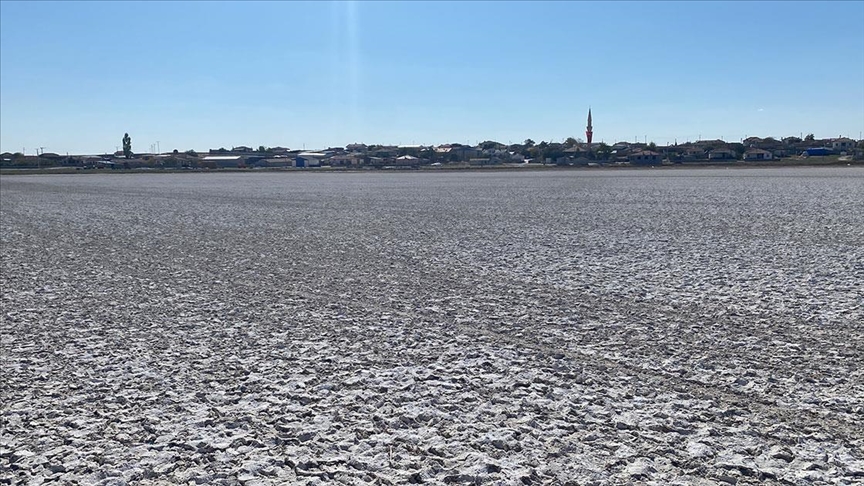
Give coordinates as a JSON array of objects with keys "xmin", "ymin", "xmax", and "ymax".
[
  {"xmin": 564, "ymin": 146, "xmax": 590, "ymax": 156},
  {"xmin": 329, "ymin": 152, "xmax": 365, "ymax": 167},
  {"xmin": 830, "ymin": 138, "xmax": 856, "ymax": 152},
  {"xmin": 29, "ymin": 152, "xmax": 65, "ymax": 166},
  {"xmin": 435, "ymin": 145, "xmax": 479, "ymax": 161},
  {"xmin": 269, "ymin": 146, "xmax": 290, "ymax": 154},
  {"xmin": 743, "ymin": 148, "xmax": 773, "ymax": 161},
  {"xmin": 369, "ymin": 146, "xmax": 399, "ymax": 158},
  {"xmin": 629, "ymin": 150, "xmax": 662, "ymax": 165},
  {"xmin": 707, "ymin": 149, "xmax": 737, "ymax": 160},
  {"xmin": 346, "ymin": 143, "xmax": 368, "ymax": 153},
  {"xmin": 394, "ymin": 155, "xmax": 421, "ymax": 166},
  {"xmin": 695, "ymin": 139, "xmax": 727, "ymax": 149},
  {"xmin": 261, "ymin": 158, "xmax": 292, "ymax": 168},
  {"xmin": 232, "ymin": 146, "xmax": 253, "ymax": 153},
  {"xmin": 681, "ymin": 148, "xmax": 706, "ymax": 161},
  {"xmin": 203, "ymin": 155, "xmax": 243, "ymax": 168},
  {"xmin": 243, "ymin": 156, "xmax": 265, "ymax": 167},
  {"xmin": 398, "ymin": 145, "xmax": 424, "ymax": 156},
  {"xmin": 366, "ymin": 156, "xmax": 385, "ymax": 167},
  {"xmin": 295, "ymin": 152, "xmax": 324, "ymax": 167}
]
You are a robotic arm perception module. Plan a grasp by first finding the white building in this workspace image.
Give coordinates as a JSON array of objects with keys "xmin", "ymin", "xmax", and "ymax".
[
  {"xmin": 295, "ymin": 152, "xmax": 324, "ymax": 167},
  {"xmin": 830, "ymin": 138, "xmax": 856, "ymax": 152}
]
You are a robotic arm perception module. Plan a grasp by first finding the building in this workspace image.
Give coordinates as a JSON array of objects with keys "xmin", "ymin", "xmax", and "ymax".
[
  {"xmin": 707, "ymin": 149, "xmax": 737, "ymax": 160},
  {"xmin": 295, "ymin": 152, "xmax": 324, "ymax": 167},
  {"xmin": 742, "ymin": 148, "xmax": 773, "ymax": 161},
  {"xmin": 261, "ymin": 158, "xmax": 292, "ymax": 168},
  {"xmin": 394, "ymin": 155, "xmax": 421, "ymax": 166},
  {"xmin": 202, "ymin": 155, "xmax": 243, "ymax": 168},
  {"xmin": 802, "ymin": 147, "xmax": 832, "ymax": 157},
  {"xmin": 628, "ymin": 150, "xmax": 661, "ymax": 165},
  {"xmin": 329, "ymin": 152, "xmax": 364, "ymax": 167},
  {"xmin": 437, "ymin": 145, "xmax": 480, "ymax": 161},
  {"xmin": 681, "ymin": 148, "xmax": 706, "ymax": 161},
  {"xmin": 585, "ymin": 108, "xmax": 593, "ymax": 149},
  {"xmin": 397, "ymin": 145, "xmax": 425, "ymax": 156},
  {"xmin": 830, "ymin": 138, "xmax": 856, "ymax": 152}
]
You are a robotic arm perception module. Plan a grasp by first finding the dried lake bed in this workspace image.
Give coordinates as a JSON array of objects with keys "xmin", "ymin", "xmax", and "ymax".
[{"xmin": 1, "ymin": 167, "xmax": 863, "ymax": 485}]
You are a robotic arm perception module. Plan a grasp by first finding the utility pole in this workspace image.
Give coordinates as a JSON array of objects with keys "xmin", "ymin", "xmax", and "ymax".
[{"xmin": 157, "ymin": 141, "xmax": 160, "ymax": 154}]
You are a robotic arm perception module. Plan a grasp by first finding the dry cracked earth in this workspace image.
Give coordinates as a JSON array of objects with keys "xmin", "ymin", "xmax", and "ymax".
[{"xmin": 1, "ymin": 168, "xmax": 863, "ymax": 485}]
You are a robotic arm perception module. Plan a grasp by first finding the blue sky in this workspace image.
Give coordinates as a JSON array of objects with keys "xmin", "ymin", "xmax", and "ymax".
[{"xmin": 1, "ymin": 1, "xmax": 863, "ymax": 154}]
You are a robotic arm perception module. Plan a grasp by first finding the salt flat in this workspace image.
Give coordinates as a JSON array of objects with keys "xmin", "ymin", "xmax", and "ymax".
[{"xmin": 2, "ymin": 168, "xmax": 863, "ymax": 485}]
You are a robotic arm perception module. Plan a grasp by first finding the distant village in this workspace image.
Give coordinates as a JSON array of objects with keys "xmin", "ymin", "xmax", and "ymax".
[{"xmin": 3, "ymin": 135, "xmax": 862, "ymax": 171}]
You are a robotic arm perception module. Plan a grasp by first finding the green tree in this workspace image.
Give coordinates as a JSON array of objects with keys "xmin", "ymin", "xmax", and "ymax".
[
  {"xmin": 258, "ymin": 145, "xmax": 269, "ymax": 153},
  {"xmin": 595, "ymin": 142, "xmax": 612, "ymax": 160},
  {"xmin": 564, "ymin": 137, "xmax": 578, "ymax": 148},
  {"xmin": 480, "ymin": 140, "xmax": 503, "ymax": 150},
  {"xmin": 122, "ymin": 133, "xmax": 132, "ymax": 159},
  {"xmin": 805, "ymin": 133, "xmax": 815, "ymax": 142},
  {"xmin": 420, "ymin": 146, "xmax": 437, "ymax": 162},
  {"xmin": 648, "ymin": 142, "xmax": 657, "ymax": 151},
  {"xmin": 523, "ymin": 139, "xmax": 535, "ymax": 148}
]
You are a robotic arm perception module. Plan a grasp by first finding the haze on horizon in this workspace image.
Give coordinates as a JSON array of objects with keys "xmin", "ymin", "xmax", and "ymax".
[{"xmin": 1, "ymin": 0, "xmax": 862, "ymax": 155}]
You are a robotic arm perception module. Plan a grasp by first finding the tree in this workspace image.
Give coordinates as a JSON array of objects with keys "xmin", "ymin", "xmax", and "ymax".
[
  {"xmin": 185, "ymin": 149, "xmax": 198, "ymax": 157},
  {"xmin": 596, "ymin": 142, "xmax": 612, "ymax": 161},
  {"xmin": 564, "ymin": 137, "xmax": 578, "ymax": 148},
  {"xmin": 480, "ymin": 140, "xmax": 503, "ymax": 150},
  {"xmin": 258, "ymin": 145, "xmax": 269, "ymax": 153},
  {"xmin": 648, "ymin": 142, "xmax": 657, "ymax": 151},
  {"xmin": 420, "ymin": 146, "xmax": 437, "ymax": 162},
  {"xmin": 122, "ymin": 133, "xmax": 132, "ymax": 159},
  {"xmin": 805, "ymin": 133, "xmax": 815, "ymax": 142},
  {"xmin": 173, "ymin": 149, "xmax": 179, "ymax": 155},
  {"xmin": 523, "ymin": 139, "xmax": 535, "ymax": 148}
]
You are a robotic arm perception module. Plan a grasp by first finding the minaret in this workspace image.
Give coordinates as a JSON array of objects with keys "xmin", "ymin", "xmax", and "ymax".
[{"xmin": 586, "ymin": 108, "xmax": 593, "ymax": 149}]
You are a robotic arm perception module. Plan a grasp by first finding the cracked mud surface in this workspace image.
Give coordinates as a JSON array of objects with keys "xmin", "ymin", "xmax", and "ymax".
[{"xmin": 2, "ymin": 168, "xmax": 863, "ymax": 485}]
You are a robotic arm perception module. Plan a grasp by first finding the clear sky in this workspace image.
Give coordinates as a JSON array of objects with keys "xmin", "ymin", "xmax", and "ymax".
[{"xmin": 1, "ymin": 1, "xmax": 863, "ymax": 154}]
